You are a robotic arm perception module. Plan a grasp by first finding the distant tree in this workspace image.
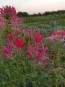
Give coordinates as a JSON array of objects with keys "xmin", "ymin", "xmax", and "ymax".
[
  {"xmin": 17, "ymin": 12, "xmax": 22, "ymax": 17},
  {"xmin": 31, "ymin": 14, "xmax": 38, "ymax": 16},
  {"xmin": 17, "ymin": 12, "xmax": 29, "ymax": 17},
  {"xmin": 43, "ymin": 12, "xmax": 51, "ymax": 15},
  {"xmin": 38, "ymin": 13, "xmax": 41, "ymax": 16},
  {"xmin": 17, "ymin": 10, "xmax": 65, "ymax": 17}
]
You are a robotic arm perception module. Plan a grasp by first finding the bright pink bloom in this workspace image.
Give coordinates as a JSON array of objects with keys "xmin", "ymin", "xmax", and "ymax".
[
  {"xmin": 8, "ymin": 33, "xmax": 14, "ymax": 41},
  {"xmin": 3, "ymin": 44, "xmax": 13, "ymax": 58},
  {"xmin": 2, "ymin": 6, "xmax": 17, "ymax": 18},
  {"xmin": 13, "ymin": 38, "xmax": 26, "ymax": 48},
  {"xmin": 34, "ymin": 33, "xmax": 43, "ymax": 43},
  {"xmin": 28, "ymin": 43, "xmax": 48, "ymax": 62}
]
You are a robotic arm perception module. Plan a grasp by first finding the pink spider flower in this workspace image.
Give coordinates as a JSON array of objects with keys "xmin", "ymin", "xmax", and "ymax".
[
  {"xmin": 28, "ymin": 43, "xmax": 48, "ymax": 62},
  {"xmin": 3, "ymin": 44, "xmax": 13, "ymax": 58},
  {"xmin": 11, "ymin": 6, "xmax": 17, "ymax": 17},
  {"xmin": 48, "ymin": 30, "xmax": 65, "ymax": 42},
  {"xmin": 2, "ymin": 6, "xmax": 17, "ymax": 18},
  {"xmin": 34, "ymin": 33, "xmax": 43, "ymax": 43},
  {"xmin": 10, "ymin": 16, "xmax": 24, "ymax": 31},
  {"xmin": 8, "ymin": 33, "xmax": 14, "ymax": 42},
  {"xmin": 13, "ymin": 38, "xmax": 26, "ymax": 48}
]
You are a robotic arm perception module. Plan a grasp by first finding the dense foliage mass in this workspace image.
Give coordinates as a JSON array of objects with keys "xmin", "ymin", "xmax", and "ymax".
[{"xmin": 0, "ymin": 6, "xmax": 65, "ymax": 87}]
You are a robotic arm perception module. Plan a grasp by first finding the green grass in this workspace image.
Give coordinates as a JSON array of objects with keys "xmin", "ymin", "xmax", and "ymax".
[{"xmin": 23, "ymin": 13, "xmax": 65, "ymax": 28}]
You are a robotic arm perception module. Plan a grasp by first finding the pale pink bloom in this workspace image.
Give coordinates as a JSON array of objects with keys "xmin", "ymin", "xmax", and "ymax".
[
  {"xmin": 48, "ymin": 30, "xmax": 65, "ymax": 42},
  {"xmin": 20, "ymin": 29, "xmax": 25, "ymax": 33},
  {"xmin": 21, "ymin": 29, "xmax": 26, "ymax": 35},
  {"xmin": 27, "ymin": 30, "xmax": 35, "ymax": 37},
  {"xmin": 10, "ymin": 16, "xmax": 24, "ymax": 31},
  {"xmin": 48, "ymin": 35, "xmax": 59, "ymax": 41}
]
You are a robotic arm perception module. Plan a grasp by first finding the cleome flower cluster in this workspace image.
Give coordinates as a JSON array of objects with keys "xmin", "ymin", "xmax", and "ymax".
[
  {"xmin": 3, "ymin": 31, "xmax": 48, "ymax": 63},
  {"xmin": 1, "ymin": 6, "xmax": 65, "ymax": 64}
]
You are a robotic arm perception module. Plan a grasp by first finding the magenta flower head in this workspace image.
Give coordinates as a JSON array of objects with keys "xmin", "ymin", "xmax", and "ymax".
[
  {"xmin": 28, "ymin": 43, "xmax": 48, "ymax": 63},
  {"xmin": 13, "ymin": 38, "xmax": 26, "ymax": 48},
  {"xmin": 34, "ymin": 33, "xmax": 43, "ymax": 43},
  {"xmin": 3, "ymin": 44, "xmax": 13, "ymax": 59},
  {"xmin": 2, "ymin": 6, "xmax": 17, "ymax": 19},
  {"xmin": 8, "ymin": 33, "xmax": 14, "ymax": 42}
]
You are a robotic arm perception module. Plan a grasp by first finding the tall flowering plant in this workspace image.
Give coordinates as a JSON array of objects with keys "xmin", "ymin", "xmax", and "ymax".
[
  {"xmin": 28, "ymin": 43, "xmax": 48, "ymax": 63},
  {"xmin": 3, "ymin": 32, "xmax": 26, "ymax": 59},
  {"xmin": 0, "ymin": 6, "xmax": 24, "ymax": 32},
  {"xmin": 0, "ymin": 6, "xmax": 51, "ymax": 87},
  {"xmin": 3, "ymin": 31, "xmax": 49, "ymax": 63},
  {"xmin": 0, "ymin": 6, "xmax": 16, "ymax": 19},
  {"xmin": 28, "ymin": 33, "xmax": 48, "ymax": 63}
]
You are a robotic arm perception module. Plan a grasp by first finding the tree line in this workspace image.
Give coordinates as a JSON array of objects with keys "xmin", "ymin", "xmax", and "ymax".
[{"xmin": 17, "ymin": 10, "xmax": 65, "ymax": 17}]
